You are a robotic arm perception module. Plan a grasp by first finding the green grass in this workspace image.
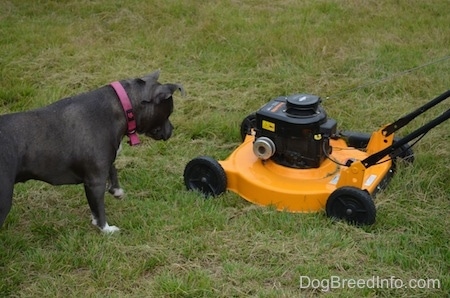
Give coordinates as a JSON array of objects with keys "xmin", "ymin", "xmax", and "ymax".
[{"xmin": 1, "ymin": 0, "xmax": 449, "ymax": 297}]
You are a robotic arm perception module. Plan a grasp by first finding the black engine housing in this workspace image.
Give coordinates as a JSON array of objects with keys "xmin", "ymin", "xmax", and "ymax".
[{"xmin": 255, "ymin": 94, "xmax": 337, "ymax": 168}]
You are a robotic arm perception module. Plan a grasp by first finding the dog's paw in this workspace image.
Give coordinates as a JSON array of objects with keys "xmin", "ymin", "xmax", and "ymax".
[
  {"xmin": 109, "ymin": 188, "xmax": 125, "ymax": 199},
  {"xmin": 101, "ymin": 223, "xmax": 120, "ymax": 234},
  {"xmin": 91, "ymin": 216, "xmax": 98, "ymax": 226},
  {"xmin": 92, "ymin": 218, "xmax": 120, "ymax": 234},
  {"xmin": 91, "ymin": 217, "xmax": 120, "ymax": 234},
  {"xmin": 111, "ymin": 188, "xmax": 125, "ymax": 200}
]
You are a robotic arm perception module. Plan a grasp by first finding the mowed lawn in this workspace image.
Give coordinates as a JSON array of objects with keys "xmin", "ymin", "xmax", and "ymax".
[{"xmin": 0, "ymin": 0, "xmax": 449, "ymax": 297}]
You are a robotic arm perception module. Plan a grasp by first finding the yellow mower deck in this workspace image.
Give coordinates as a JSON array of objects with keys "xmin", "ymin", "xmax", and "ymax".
[{"xmin": 219, "ymin": 131, "xmax": 393, "ymax": 213}]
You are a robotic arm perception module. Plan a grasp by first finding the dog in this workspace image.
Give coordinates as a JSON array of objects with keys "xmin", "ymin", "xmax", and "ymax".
[{"xmin": 0, "ymin": 71, "xmax": 184, "ymax": 233}]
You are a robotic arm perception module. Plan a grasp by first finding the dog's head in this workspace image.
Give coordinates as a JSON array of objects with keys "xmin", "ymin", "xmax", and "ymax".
[{"xmin": 131, "ymin": 71, "xmax": 185, "ymax": 141}]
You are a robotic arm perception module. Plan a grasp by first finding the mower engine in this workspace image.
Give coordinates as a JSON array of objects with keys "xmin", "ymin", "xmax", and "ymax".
[{"xmin": 254, "ymin": 94, "xmax": 337, "ymax": 168}]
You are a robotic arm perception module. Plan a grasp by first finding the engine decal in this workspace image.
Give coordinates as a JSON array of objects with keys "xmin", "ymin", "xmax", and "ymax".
[
  {"xmin": 262, "ymin": 120, "xmax": 275, "ymax": 132},
  {"xmin": 269, "ymin": 102, "xmax": 285, "ymax": 113}
]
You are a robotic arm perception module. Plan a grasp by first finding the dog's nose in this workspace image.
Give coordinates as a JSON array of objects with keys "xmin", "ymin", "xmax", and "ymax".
[
  {"xmin": 161, "ymin": 128, "xmax": 172, "ymax": 141},
  {"xmin": 148, "ymin": 127, "xmax": 172, "ymax": 141},
  {"xmin": 161, "ymin": 122, "xmax": 174, "ymax": 141}
]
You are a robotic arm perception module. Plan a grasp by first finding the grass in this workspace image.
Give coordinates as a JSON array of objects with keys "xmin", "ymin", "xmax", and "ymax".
[{"xmin": 1, "ymin": 0, "xmax": 449, "ymax": 297}]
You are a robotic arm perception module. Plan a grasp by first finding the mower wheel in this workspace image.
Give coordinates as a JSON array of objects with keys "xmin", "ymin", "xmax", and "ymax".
[
  {"xmin": 326, "ymin": 187, "xmax": 376, "ymax": 226},
  {"xmin": 184, "ymin": 156, "xmax": 227, "ymax": 198},
  {"xmin": 392, "ymin": 143, "xmax": 415, "ymax": 164},
  {"xmin": 240, "ymin": 113, "xmax": 256, "ymax": 141}
]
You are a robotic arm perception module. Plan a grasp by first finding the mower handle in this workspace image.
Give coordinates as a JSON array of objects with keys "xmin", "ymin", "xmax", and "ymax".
[
  {"xmin": 362, "ymin": 90, "xmax": 450, "ymax": 168},
  {"xmin": 382, "ymin": 89, "xmax": 450, "ymax": 136}
]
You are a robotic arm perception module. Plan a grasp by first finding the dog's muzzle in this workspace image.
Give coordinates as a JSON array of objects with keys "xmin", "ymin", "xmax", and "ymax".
[{"xmin": 147, "ymin": 121, "xmax": 173, "ymax": 141}]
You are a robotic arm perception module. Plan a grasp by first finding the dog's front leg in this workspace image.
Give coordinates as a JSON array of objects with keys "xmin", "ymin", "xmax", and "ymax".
[
  {"xmin": 84, "ymin": 180, "xmax": 120, "ymax": 233},
  {"xmin": 108, "ymin": 144, "xmax": 125, "ymax": 199}
]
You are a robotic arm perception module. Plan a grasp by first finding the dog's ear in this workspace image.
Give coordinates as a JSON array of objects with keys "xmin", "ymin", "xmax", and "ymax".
[
  {"xmin": 142, "ymin": 83, "xmax": 185, "ymax": 105},
  {"xmin": 138, "ymin": 70, "xmax": 161, "ymax": 84}
]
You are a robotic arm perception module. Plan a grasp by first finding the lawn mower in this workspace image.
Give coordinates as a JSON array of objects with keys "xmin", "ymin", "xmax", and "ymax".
[{"xmin": 183, "ymin": 90, "xmax": 450, "ymax": 225}]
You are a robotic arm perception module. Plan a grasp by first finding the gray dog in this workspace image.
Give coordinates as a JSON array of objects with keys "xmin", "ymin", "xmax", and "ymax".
[{"xmin": 0, "ymin": 71, "xmax": 184, "ymax": 233}]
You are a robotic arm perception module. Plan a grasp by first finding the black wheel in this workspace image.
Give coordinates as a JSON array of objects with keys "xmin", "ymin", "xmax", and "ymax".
[
  {"xmin": 391, "ymin": 143, "xmax": 414, "ymax": 164},
  {"xmin": 326, "ymin": 187, "xmax": 376, "ymax": 225},
  {"xmin": 240, "ymin": 113, "xmax": 256, "ymax": 141},
  {"xmin": 184, "ymin": 156, "xmax": 227, "ymax": 197}
]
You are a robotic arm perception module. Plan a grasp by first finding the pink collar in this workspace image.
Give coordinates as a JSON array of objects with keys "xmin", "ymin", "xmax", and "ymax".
[{"xmin": 110, "ymin": 81, "xmax": 140, "ymax": 146}]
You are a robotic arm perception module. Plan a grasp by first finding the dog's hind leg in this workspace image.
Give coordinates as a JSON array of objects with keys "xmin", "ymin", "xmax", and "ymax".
[
  {"xmin": 0, "ymin": 182, "xmax": 14, "ymax": 228},
  {"xmin": 84, "ymin": 179, "xmax": 120, "ymax": 233},
  {"xmin": 0, "ymin": 155, "xmax": 16, "ymax": 228},
  {"xmin": 107, "ymin": 165, "xmax": 124, "ymax": 199}
]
